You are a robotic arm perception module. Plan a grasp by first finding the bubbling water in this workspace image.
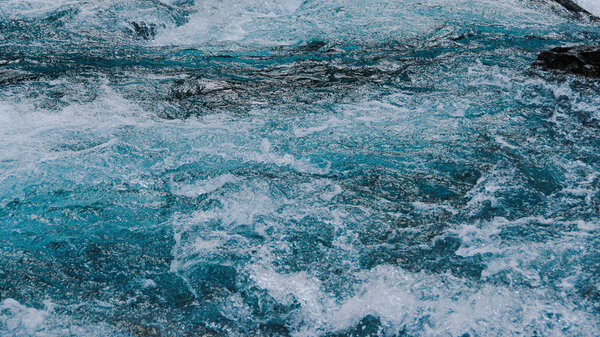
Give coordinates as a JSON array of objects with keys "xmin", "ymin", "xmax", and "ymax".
[{"xmin": 1, "ymin": 0, "xmax": 600, "ymax": 336}]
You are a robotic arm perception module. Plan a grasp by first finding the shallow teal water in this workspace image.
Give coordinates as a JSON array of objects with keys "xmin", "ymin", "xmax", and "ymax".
[{"xmin": 1, "ymin": 0, "xmax": 600, "ymax": 336}]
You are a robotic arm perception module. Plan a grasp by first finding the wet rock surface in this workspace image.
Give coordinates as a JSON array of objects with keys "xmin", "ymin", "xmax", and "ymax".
[
  {"xmin": 131, "ymin": 21, "xmax": 157, "ymax": 40},
  {"xmin": 535, "ymin": 45, "xmax": 600, "ymax": 77},
  {"xmin": 549, "ymin": 0, "xmax": 600, "ymax": 20}
]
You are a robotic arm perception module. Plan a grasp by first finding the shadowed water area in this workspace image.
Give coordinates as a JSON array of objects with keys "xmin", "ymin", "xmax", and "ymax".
[{"xmin": 1, "ymin": 0, "xmax": 600, "ymax": 336}]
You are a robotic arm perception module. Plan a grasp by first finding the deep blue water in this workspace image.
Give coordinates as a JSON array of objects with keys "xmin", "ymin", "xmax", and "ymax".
[{"xmin": 1, "ymin": 0, "xmax": 600, "ymax": 336}]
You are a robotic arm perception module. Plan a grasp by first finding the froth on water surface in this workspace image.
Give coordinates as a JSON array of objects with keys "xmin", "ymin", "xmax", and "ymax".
[{"xmin": 1, "ymin": 0, "xmax": 600, "ymax": 336}]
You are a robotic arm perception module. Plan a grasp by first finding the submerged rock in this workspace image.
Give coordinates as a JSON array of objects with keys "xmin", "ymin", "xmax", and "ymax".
[
  {"xmin": 130, "ymin": 21, "xmax": 157, "ymax": 40},
  {"xmin": 534, "ymin": 45, "xmax": 600, "ymax": 77}
]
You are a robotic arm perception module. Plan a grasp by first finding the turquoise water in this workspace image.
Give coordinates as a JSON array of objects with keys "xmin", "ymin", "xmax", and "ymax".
[{"xmin": 1, "ymin": 0, "xmax": 600, "ymax": 336}]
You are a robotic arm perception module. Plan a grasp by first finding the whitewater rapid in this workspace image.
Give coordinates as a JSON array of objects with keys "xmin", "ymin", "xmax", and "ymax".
[{"xmin": 1, "ymin": 0, "xmax": 600, "ymax": 336}]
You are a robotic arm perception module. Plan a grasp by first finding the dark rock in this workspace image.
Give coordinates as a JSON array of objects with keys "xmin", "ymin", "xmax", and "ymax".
[
  {"xmin": 549, "ymin": 0, "xmax": 600, "ymax": 21},
  {"xmin": 130, "ymin": 21, "xmax": 156, "ymax": 40},
  {"xmin": 534, "ymin": 45, "xmax": 600, "ymax": 77}
]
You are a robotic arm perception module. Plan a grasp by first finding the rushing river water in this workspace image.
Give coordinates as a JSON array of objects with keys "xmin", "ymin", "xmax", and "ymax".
[{"xmin": 1, "ymin": 0, "xmax": 600, "ymax": 336}]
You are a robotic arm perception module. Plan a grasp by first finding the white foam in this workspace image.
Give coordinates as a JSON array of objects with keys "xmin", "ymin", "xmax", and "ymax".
[
  {"xmin": 141, "ymin": 279, "xmax": 157, "ymax": 288},
  {"xmin": 411, "ymin": 201, "xmax": 458, "ymax": 215},
  {"xmin": 251, "ymin": 138, "xmax": 330, "ymax": 175},
  {"xmin": 293, "ymin": 117, "xmax": 343, "ymax": 137},
  {"xmin": 0, "ymin": 83, "xmax": 153, "ymax": 196},
  {"xmin": 251, "ymin": 266, "xmax": 329, "ymax": 326},
  {"xmin": 0, "ymin": 298, "xmax": 127, "ymax": 336},
  {"xmin": 169, "ymin": 178, "xmax": 282, "ymax": 273},
  {"xmin": 0, "ymin": 298, "xmax": 51, "ymax": 334},
  {"xmin": 463, "ymin": 163, "xmax": 516, "ymax": 213},
  {"xmin": 171, "ymin": 173, "xmax": 240, "ymax": 197},
  {"xmin": 153, "ymin": 0, "xmax": 304, "ymax": 45},
  {"xmin": 155, "ymin": 0, "xmax": 553, "ymax": 47},
  {"xmin": 249, "ymin": 264, "xmax": 599, "ymax": 336},
  {"xmin": 575, "ymin": 0, "xmax": 600, "ymax": 16},
  {"xmin": 0, "ymin": 0, "xmax": 76, "ymax": 17}
]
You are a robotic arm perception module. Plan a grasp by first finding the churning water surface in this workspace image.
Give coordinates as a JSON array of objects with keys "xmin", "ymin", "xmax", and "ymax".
[{"xmin": 1, "ymin": 0, "xmax": 600, "ymax": 336}]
